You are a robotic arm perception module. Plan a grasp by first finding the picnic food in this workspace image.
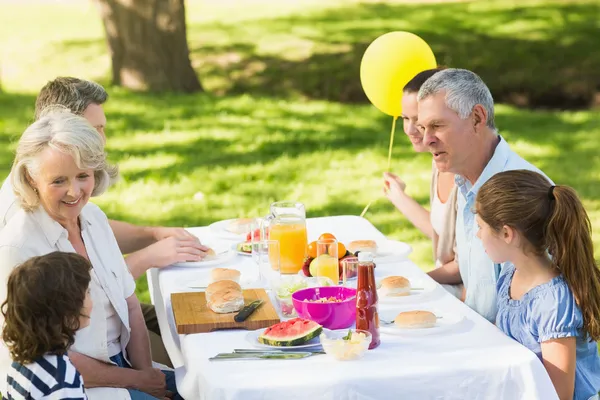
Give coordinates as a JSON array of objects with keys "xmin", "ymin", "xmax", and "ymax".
[
  {"xmin": 328, "ymin": 242, "xmax": 347, "ymax": 258},
  {"xmin": 245, "ymin": 227, "xmax": 268, "ymax": 242},
  {"xmin": 355, "ymin": 252, "xmax": 380, "ymax": 349},
  {"xmin": 201, "ymin": 248, "xmax": 217, "ymax": 259},
  {"xmin": 236, "ymin": 242, "xmax": 252, "ymax": 254},
  {"xmin": 307, "ymin": 296, "xmax": 348, "ymax": 303},
  {"xmin": 275, "ymin": 279, "xmax": 308, "ymax": 317},
  {"xmin": 258, "ymin": 318, "xmax": 323, "ymax": 346},
  {"xmin": 379, "ymin": 276, "xmax": 411, "ymax": 297},
  {"xmin": 348, "ymin": 240, "xmax": 378, "ymax": 255},
  {"xmin": 320, "ymin": 329, "xmax": 370, "ymax": 361},
  {"xmin": 302, "ymin": 251, "xmax": 356, "ymax": 280},
  {"xmin": 307, "ymin": 241, "xmax": 318, "ymax": 258},
  {"xmin": 227, "ymin": 218, "xmax": 255, "ymax": 234},
  {"xmin": 312, "ymin": 254, "xmax": 339, "ymax": 283},
  {"xmin": 301, "ymin": 256, "xmax": 312, "ymax": 277},
  {"xmin": 206, "ymin": 280, "xmax": 242, "ymax": 298},
  {"xmin": 207, "ymin": 287, "xmax": 245, "ymax": 314},
  {"xmin": 318, "ymin": 233, "xmax": 336, "ymax": 241},
  {"xmin": 210, "ymin": 268, "xmax": 241, "ymax": 283},
  {"xmin": 394, "ymin": 310, "xmax": 437, "ymax": 329}
]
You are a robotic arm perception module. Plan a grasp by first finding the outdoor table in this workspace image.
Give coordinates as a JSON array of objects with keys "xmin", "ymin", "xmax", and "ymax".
[{"xmin": 149, "ymin": 216, "xmax": 557, "ymax": 400}]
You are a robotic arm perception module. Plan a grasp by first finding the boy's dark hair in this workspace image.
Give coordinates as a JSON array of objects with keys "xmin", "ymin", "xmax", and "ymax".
[
  {"xmin": 403, "ymin": 67, "xmax": 446, "ymax": 94},
  {"xmin": 2, "ymin": 252, "xmax": 92, "ymax": 364}
]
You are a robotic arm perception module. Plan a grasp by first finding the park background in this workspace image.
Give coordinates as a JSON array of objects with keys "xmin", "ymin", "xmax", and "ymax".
[{"xmin": 1, "ymin": 0, "xmax": 598, "ymax": 302}]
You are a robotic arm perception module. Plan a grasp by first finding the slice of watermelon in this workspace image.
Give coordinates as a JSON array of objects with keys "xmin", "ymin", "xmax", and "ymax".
[{"xmin": 258, "ymin": 318, "xmax": 323, "ymax": 346}]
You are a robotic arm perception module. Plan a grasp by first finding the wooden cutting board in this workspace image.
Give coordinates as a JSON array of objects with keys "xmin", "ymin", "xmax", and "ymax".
[{"xmin": 171, "ymin": 289, "xmax": 281, "ymax": 334}]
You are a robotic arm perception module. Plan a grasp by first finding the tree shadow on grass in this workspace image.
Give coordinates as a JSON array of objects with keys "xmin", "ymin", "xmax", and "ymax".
[{"xmin": 188, "ymin": 1, "xmax": 600, "ymax": 109}]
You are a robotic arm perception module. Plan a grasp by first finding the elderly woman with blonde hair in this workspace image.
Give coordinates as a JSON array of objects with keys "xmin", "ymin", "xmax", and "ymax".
[{"xmin": 0, "ymin": 110, "xmax": 180, "ymax": 400}]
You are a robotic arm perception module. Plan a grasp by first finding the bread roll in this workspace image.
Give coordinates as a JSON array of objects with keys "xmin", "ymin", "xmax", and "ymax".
[
  {"xmin": 348, "ymin": 240, "xmax": 378, "ymax": 254},
  {"xmin": 227, "ymin": 218, "xmax": 255, "ymax": 234},
  {"xmin": 206, "ymin": 280, "xmax": 242, "ymax": 298},
  {"xmin": 394, "ymin": 311, "xmax": 436, "ymax": 329},
  {"xmin": 202, "ymin": 248, "xmax": 217, "ymax": 260},
  {"xmin": 207, "ymin": 288, "xmax": 245, "ymax": 314},
  {"xmin": 210, "ymin": 268, "xmax": 241, "ymax": 283},
  {"xmin": 379, "ymin": 276, "xmax": 410, "ymax": 297}
]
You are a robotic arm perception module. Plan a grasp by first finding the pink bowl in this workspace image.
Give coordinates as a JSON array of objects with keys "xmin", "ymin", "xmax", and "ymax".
[{"xmin": 291, "ymin": 286, "xmax": 357, "ymax": 330}]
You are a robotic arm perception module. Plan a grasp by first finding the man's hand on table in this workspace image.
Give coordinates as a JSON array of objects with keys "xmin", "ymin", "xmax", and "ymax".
[
  {"xmin": 146, "ymin": 234, "xmax": 210, "ymax": 268},
  {"xmin": 152, "ymin": 226, "xmax": 198, "ymax": 242},
  {"xmin": 125, "ymin": 229, "xmax": 211, "ymax": 277}
]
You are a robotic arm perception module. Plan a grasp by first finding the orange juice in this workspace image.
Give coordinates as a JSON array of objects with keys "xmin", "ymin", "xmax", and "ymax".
[
  {"xmin": 268, "ymin": 219, "xmax": 307, "ymax": 274},
  {"xmin": 315, "ymin": 254, "xmax": 339, "ymax": 284}
]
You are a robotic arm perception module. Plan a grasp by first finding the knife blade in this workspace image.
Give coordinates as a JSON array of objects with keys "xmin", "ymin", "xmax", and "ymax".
[
  {"xmin": 234, "ymin": 299, "xmax": 263, "ymax": 322},
  {"xmin": 209, "ymin": 352, "xmax": 314, "ymax": 361},
  {"xmin": 233, "ymin": 349, "xmax": 325, "ymax": 354}
]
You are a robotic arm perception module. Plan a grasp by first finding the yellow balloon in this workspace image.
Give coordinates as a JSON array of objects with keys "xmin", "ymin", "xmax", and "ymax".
[{"xmin": 360, "ymin": 32, "xmax": 437, "ymax": 117}]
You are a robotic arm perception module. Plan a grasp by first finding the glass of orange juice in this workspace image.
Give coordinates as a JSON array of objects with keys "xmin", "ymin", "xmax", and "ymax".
[
  {"xmin": 266, "ymin": 202, "xmax": 307, "ymax": 275},
  {"xmin": 315, "ymin": 238, "xmax": 340, "ymax": 284}
]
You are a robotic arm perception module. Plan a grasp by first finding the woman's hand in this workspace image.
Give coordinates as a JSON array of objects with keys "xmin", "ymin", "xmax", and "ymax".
[
  {"xmin": 381, "ymin": 171, "xmax": 435, "ymax": 239},
  {"xmin": 135, "ymin": 368, "xmax": 168, "ymax": 398},
  {"xmin": 383, "ymin": 172, "xmax": 408, "ymax": 204}
]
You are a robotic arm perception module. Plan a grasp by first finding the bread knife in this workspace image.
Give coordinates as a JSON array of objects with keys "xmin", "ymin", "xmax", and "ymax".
[{"xmin": 234, "ymin": 300, "xmax": 263, "ymax": 322}]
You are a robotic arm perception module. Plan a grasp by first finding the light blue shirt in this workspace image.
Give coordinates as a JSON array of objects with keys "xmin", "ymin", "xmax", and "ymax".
[
  {"xmin": 496, "ymin": 264, "xmax": 600, "ymax": 400},
  {"xmin": 455, "ymin": 136, "xmax": 551, "ymax": 322}
]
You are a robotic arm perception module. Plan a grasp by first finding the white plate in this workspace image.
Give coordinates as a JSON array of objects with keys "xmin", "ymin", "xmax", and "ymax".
[
  {"xmin": 171, "ymin": 242, "xmax": 236, "ymax": 268},
  {"xmin": 208, "ymin": 219, "xmax": 248, "ymax": 240},
  {"xmin": 376, "ymin": 277, "xmax": 438, "ymax": 304},
  {"xmin": 372, "ymin": 240, "xmax": 412, "ymax": 264},
  {"xmin": 245, "ymin": 327, "xmax": 332, "ymax": 350},
  {"xmin": 379, "ymin": 308, "xmax": 465, "ymax": 336}
]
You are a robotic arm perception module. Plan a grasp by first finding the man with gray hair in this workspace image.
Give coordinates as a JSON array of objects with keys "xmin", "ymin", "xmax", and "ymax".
[{"xmin": 416, "ymin": 68, "xmax": 550, "ymax": 322}]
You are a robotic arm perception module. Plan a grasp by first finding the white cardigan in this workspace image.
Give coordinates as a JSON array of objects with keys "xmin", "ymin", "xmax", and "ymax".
[{"xmin": 0, "ymin": 203, "xmax": 136, "ymax": 400}]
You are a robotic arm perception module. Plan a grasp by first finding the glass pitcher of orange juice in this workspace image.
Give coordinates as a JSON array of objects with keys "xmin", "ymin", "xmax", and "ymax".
[{"xmin": 265, "ymin": 201, "xmax": 308, "ymax": 275}]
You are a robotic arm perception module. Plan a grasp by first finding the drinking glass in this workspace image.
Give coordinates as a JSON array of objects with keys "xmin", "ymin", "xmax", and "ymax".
[
  {"xmin": 340, "ymin": 256, "xmax": 359, "ymax": 286},
  {"xmin": 253, "ymin": 239, "xmax": 280, "ymax": 289},
  {"xmin": 250, "ymin": 216, "xmax": 269, "ymax": 264},
  {"xmin": 315, "ymin": 238, "xmax": 340, "ymax": 285}
]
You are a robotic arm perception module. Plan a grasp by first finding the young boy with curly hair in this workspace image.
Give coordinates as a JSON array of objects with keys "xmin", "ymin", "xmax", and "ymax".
[{"xmin": 2, "ymin": 252, "xmax": 93, "ymax": 399}]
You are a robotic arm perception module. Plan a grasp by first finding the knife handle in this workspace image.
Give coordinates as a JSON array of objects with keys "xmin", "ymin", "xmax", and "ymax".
[{"xmin": 234, "ymin": 300, "xmax": 263, "ymax": 322}]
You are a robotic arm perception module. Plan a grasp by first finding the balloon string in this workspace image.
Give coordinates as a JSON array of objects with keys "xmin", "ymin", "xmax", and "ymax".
[
  {"xmin": 360, "ymin": 115, "xmax": 398, "ymax": 218},
  {"xmin": 386, "ymin": 116, "xmax": 397, "ymax": 170}
]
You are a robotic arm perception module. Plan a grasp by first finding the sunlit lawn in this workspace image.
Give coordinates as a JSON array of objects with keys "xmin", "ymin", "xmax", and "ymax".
[{"xmin": 1, "ymin": 0, "xmax": 599, "ymax": 302}]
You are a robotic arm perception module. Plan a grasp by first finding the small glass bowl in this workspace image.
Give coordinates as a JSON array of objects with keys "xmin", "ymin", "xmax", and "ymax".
[
  {"xmin": 274, "ymin": 295, "xmax": 297, "ymax": 318},
  {"xmin": 319, "ymin": 329, "xmax": 371, "ymax": 361}
]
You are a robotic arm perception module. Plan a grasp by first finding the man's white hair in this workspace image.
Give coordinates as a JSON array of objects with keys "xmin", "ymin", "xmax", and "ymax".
[{"xmin": 417, "ymin": 68, "xmax": 497, "ymax": 132}]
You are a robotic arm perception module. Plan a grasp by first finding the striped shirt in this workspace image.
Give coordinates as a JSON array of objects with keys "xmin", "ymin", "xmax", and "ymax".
[{"xmin": 5, "ymin": 353, "xmax": 86, "ymax": 399}]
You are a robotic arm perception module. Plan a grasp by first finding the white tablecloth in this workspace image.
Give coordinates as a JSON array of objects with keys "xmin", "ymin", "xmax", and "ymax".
[{"xmin": 152, "ymin": 216, "xmax": 558, "ymax": 400}]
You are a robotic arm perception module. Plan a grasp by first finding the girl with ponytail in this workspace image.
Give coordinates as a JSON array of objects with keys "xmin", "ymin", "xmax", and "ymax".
[{"xmin": 475, "ymin": 169, "xmax": 600, "ymax": 400}]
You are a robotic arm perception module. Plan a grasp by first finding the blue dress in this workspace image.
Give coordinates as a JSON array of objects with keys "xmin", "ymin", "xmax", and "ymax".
[{"xmin": 496, "ymin": 263, "xmax": 600, "ymax": 400}]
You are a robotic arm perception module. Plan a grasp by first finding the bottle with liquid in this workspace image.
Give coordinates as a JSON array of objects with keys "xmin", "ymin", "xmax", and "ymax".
[{"xmin": 355, "ymin": 252, "xmax": 380, "ymax": 349}]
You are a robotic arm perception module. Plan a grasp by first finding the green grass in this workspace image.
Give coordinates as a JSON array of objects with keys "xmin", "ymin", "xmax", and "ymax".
[{"xmin": 1, "ymin": 0, "xmax": 599, "ymax": 303}]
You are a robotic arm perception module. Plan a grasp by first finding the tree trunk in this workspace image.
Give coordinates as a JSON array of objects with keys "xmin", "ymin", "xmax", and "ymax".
[{"xmin": 95, "ymin": 0, "xmax": 202, "ymax": 93}]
